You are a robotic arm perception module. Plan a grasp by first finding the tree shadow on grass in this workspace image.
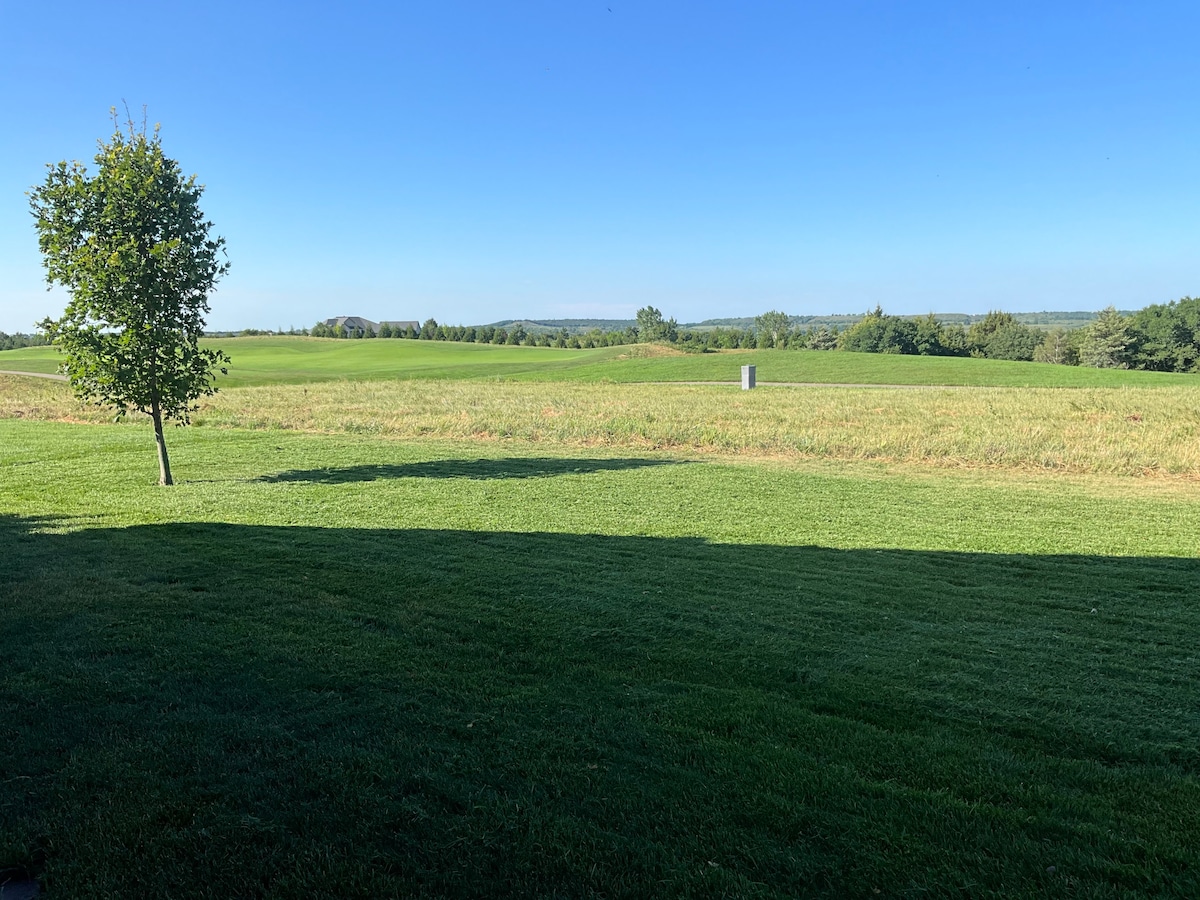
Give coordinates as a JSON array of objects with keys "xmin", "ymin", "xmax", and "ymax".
[
  {"xmin": 255, "ymin": 456, "xmax": 688, "ymax": 484},
  {"xmin": 1, "ymin": 512, "xmax": 1198, "ymax": 897}
]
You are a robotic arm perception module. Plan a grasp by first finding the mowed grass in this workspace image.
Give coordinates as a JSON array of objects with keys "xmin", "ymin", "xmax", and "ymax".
[
  {"xmin": 2, "ymin": 419, "xmax": 1200, "ymax": 897},
  {"xmin": 6, "ymin": 374, "xmax": 1200, "ymax": 477},
  {"xmin": 4, "ymin": 335, "xmax": 1198, "ymax": 387}
]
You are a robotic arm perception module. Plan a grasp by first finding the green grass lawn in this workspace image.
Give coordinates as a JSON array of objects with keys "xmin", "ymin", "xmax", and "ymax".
[
  {"xmin": 3, "ymin": 336, "xmax": 1196, "ymax": 387},
  {"xmin": 2, "ymin": 419, "xmax": 1199, "ymax": 897}
]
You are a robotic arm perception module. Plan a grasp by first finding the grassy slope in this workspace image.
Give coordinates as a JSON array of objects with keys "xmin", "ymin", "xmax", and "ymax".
[
  {"xmin": 3, "ymin": 337, "xmax": 1196, "ymax": 387},
  {"xmin": 2, "ymin": 420, "xmax": 1199, "ymax": 897}
]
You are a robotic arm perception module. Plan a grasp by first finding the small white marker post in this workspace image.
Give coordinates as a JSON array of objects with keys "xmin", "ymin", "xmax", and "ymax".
[{"xmin": 741, "ymin": 365, "xmax": 756, "ymax": 390}]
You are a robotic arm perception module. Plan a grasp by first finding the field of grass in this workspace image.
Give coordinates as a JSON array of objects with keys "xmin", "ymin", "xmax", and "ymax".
[
  {"xmin": 4, "ymin": 335, "xmax": 1198, "ymax": 387},
  {"xmin": 2, "ymin": 347, "xmax": 1200, "ymax": 896},
  {"xmin": 6, "ymin": 373, "xmax": 1200, "ymax": 477},
  {"xmin": 2, "ymin": 419, "xmax": 1199, "ymax": 897}
]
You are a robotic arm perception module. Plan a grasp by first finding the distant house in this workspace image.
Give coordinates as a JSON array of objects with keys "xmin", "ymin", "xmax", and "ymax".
[
  {"xmin": 381, "ymin": 320, "xmax": 420, "ymax": 333},
  {"xmin": 323, "ymin": 316, "xmax": 419, "ymax": 335}
]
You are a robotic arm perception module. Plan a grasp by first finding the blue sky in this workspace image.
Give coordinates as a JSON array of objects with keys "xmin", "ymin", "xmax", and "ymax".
[{"xmin": 1, "ymin": 1, "xmax": 1197, "ymax": 332}]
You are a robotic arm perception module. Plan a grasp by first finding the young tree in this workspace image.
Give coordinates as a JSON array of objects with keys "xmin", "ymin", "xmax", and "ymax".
[
  {"xmin": 754, "ymin": 310, "xmax": 792, "ymax": 349},
  {"xmin": 805, "ymin": 326, "xmax": 838, "ymax": 350},
  {"xmin": 1079, "ymin": 306, "xmax": 1132, "ymax": 368},
  {"xmin": 635, "ymin": 306, "xmax": 677, "ymax": 342},
  {"xmin": 1033, "ymin": 327, "xmax": 1080, "ymax": 366},
  {"xmin": 31, "ymin": 112, "xmax": 229, "ymax": 485}
]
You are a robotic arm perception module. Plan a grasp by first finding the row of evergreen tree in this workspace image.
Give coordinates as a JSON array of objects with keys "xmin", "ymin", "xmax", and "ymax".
[{"xmin": 299, "ymin": 297, "xmax": 1199, "ymax": 372}]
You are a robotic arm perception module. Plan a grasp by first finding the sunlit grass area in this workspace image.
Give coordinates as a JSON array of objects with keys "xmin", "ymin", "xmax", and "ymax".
[
  {"xmin": 2, "ymin": 420, "xmax": 1199, "ymax": 897},
  {"xmin": 6, "ymin": 374, "xmax": 1200, "ymax": 477},
  {"xmin": 3, "ymin": 335, "xmax": 1197, "ymax": 387}
]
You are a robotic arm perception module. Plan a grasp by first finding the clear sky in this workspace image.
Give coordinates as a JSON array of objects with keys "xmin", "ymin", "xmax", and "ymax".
[{"xmin": 1, "ymin": 1, "xmax": 1197, "ymax": 332}]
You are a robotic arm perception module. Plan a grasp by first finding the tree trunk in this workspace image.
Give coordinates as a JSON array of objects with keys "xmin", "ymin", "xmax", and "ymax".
[{"xmin": 151, "ymin": 399, "xmax": 173, "ymax": 486}]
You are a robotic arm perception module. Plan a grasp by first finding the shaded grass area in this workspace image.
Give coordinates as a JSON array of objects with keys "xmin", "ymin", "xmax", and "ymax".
[
  {"xmin": 3, "ymin": 337, "xmax": 1196, "ymax": 388},
  {"xmin": 254, "ymin": 456, "xmax": 684, "ymax": 484},
  {"xmin": 2, "ymin": 420, "xmax": 1200, "ymax": 896},
  {"xmin": 3, "ymin": 519, "xmax": 1198, "ymax": 898}
]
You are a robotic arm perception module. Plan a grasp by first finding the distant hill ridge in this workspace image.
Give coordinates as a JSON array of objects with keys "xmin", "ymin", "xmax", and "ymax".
[{"xmin": 487, "ymin": 311, "xmax": 1120, "ymax": 334}]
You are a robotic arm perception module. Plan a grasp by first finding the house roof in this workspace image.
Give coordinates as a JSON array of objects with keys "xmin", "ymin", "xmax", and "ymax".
[{"xmin": 323, "ymin": 316, "xmax": 419, "ymax": 331}]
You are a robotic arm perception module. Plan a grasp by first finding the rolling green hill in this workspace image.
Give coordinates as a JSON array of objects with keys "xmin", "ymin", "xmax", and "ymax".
[{"xmin": 2, "ymin": 336, "xmax": 1195, "ymax": 388}]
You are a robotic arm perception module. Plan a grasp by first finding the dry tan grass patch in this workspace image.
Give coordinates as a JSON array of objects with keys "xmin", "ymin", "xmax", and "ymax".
[{"xmin": 5, "ymin": 375, "xmax": 1200, "ymax": 478}]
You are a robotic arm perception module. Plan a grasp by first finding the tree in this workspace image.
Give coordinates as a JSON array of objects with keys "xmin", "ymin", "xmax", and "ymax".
[
  {"xmin": 913, "ymin": 314, "xmax": 967, "ymax": 356},
  {"xmin": 805, "ymin": 326, "xmax": 838, "ymax": 350},
  {"xmin": 1127, "ymin": 296, "xmax": 1200, "ymax": 372},
  {"xmin": 965, "ymin": 311, "xmax": 1041, "ymax": 360},
  {"xmin": 1079, "ymin": 306, "xmax": 1131, "ymax": 368},
  {"xmin": 635, "ymin": 306, "xmax": 677, "ymax": 342},
  {"xmin": 837, "ymin": 306, "xmax": 917, "ymax": 354},
  {"xmin": 1033, "ymin": 327, "xmax": 1080, "ymax": 366},
  {"xmin": 31, "ymin": 113, "xmax": 229, "ymax": 485},
  {"xmin": 754, "ymin": 310, "xmax": 792, "ymax": 349}
]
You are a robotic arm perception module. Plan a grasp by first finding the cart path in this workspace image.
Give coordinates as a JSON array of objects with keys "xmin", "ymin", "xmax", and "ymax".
[{"xmin": 0, "ymin": 370, "xmax": 66, "ymax": 381}]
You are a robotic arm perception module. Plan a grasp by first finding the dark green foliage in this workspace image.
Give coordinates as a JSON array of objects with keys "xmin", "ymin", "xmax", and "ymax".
[
  {"xmin": 966, "ymin": 312, "xmax": 1043, "ymax": 361},
  {"xmin": 0, "ymin": 332, "xmax": 49, "ymax": 351},
  {"xmin": 980, "ymin": 323, "xmax": 1043, "ymax": 360},
  {"xmin": 912, "ymin": 314, "xmax": 967, "ymax": 356},
  {"xmin": 837, "ymin": 306, "xmax": 918, "ymax": 354},
  {"xmin": 1127, "ymin": 296, "xmax": 1200, "ymax": 372},
  {"xmin": 419, "ymin": 318, "xmax": 438, "ymax": 340},
  {"xmin": 1034, "ymin": 327, "xmax": 1081, "ymax": 366},
  {"xmin": 1079, "ymin": 306, "xmax": 1132, "ymax": 369},
  {"xmin": 636, "ymin": 306, "xmax": 679, "ymax": 343}
]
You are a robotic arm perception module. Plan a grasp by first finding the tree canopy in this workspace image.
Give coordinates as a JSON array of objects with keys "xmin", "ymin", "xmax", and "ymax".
[
  {"xmin": 635, "ymin": 306, "xmax": 678, "ymax": 343},
  {"xmin": 753, "ymin": 310, "xmax": 792, "ymax": 348},
  {"xmin": 31, "ymin": 113, "xmax": 229, "ymax": 484}
]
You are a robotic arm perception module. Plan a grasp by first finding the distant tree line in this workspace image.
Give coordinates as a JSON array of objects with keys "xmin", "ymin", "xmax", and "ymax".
[
  {"xmin": 823, "ymin": 300, "xmax": 1200, "ymax": 371},
  {"xmin": 0, "ymin": 332, "xmax": 49, "ymax": 351},
  {"xmin": 283, "ymin": 298, "xmax": 1200, "ymax": 373}
]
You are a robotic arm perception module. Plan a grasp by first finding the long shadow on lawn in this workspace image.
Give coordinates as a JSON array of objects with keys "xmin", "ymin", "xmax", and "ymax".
[
  {"xmin": 1, "ymin": 513, "xmax": 1197, "ymax": 897},
  {"xmin": 256, "ymin": 456, "xmax": 686, "ymax": 484}
]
